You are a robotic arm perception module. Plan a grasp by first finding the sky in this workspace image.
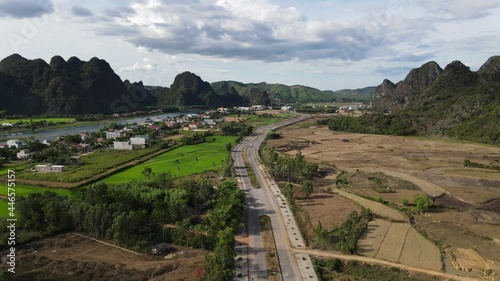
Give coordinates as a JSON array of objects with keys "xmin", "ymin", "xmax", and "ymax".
[{"xmin": 0, "ymin": 0, "xmax": 499, "ymax": 90}]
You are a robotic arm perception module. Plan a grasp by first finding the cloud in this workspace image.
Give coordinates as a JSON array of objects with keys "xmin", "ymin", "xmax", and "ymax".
[
  {"xmin": 0, "ymin": 0, "xmax": 54, "ymax": 18},
  {"xmin": 94, "ymin": 0, "xmax": 412, "ymax": 63},
  {"xmin": 420, "ymin": 0, "xmax": 499, "ymax": 20},
  {"xmin": 71, "ymin": 5, "xmax": 93, "ymax": 17},
  {"xmin": 119, "ymin": 58, "xmax": 158, "ymax": 72}
]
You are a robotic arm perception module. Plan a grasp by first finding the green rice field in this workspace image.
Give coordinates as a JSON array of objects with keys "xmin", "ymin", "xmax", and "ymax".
[{"xmin": 103, "ymin": 136, "xmax": 237, "ymax": 185}]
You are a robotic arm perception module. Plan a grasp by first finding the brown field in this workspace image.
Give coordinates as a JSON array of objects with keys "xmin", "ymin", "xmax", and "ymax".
[
  {"xmin": 297, "ymin": 193, "xmax": 361, "ymax": 231},
  {"xmin": 375, "ymin": 223, "xmax": 411, "ymax": 262},
  {"xmin": 357, "ymin": 219, "xmax": 391, "ymax": 258},
  {"xmin": 448, "ymin": 248, "xmax": 500, "ymax": 277},
  {"xmin": 357, "ymin": 219, "xmax": 441, "ymax": 271},
  {"xmin": 333, "ymin": 189, "xmax": 408, "ymax": 222},
  {"xmin": 399, "ymin": 228, "xmax": 442, "ymax": 272},
  {"xmin": 0, "ymin": 233, "xmax": 207, "ymax": 281},
  {"xmin": 266, "ymin": 119, "xmax": 500, "ymax": 276}
]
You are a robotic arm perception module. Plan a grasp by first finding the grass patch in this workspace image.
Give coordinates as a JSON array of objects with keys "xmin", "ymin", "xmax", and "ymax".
[
  {"xmin": 313, "ymin": 258, "xmax": 440, "ymax": 281},
  {"xmin": 0, "ymin": 200, "xmax": 10, "ymax": 218},
  {"xmin": 17, "ymin": 148, "xmax": 159, "ymax": 183},
  {"xmin": 0, "ymin": 184, "xmax": 73, "ymax": 198},
  {"xmin": 103, "ymin": 136, "xmax": 236, "ymax": 185}
]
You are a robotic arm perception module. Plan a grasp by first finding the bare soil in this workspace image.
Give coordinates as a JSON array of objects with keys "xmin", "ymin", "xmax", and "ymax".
[
  {"xmin": 358, "ymin": 219, "xmax": 442, "ymax": 271},
  {"xmin": 265, "ymin": 119, "xmax": 500, "ymax": 276},
  {"xmin": 296, "ymin": 192, "xmax": 361, "ymax": 232},
  {"xmin": 0, "ymin": 233, "xmax": 207, "ymax": 281}
]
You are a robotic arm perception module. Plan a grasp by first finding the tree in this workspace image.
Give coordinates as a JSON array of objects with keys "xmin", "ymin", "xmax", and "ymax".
[
  {"xmin": 174, "ymin": 159, "xmax": 180, "ymax": 176},
  {"xmin": 414, "ymin": 195, "xmax": 431, "ymax": 212},
  {"xmin": 142, "ymin": 167, "xmax": 154, "ymax": 178},
  {"xmin": 300, "ymin": 180, "xmax": 313, "ymax": 198},
  {"xmin": 205, "ymin": 227, "xmax": 236, "ymax": 281}
]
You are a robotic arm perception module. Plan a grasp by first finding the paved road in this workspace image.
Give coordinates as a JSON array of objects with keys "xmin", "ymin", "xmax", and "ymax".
[{"xmin": 233, "ymin": 115, "xmax": 318, "ymax": 281}]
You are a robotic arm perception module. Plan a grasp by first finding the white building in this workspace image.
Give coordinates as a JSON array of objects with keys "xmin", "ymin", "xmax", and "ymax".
[
  {"xmin": 130, "ymin": 135, "xmax": 149, "ymax": 146},
  {"xmin": 7, "ymin": 139, "xmax": 23, "ymax": 149},
  {"xmin": 17, "ymin": 149, "xmax": 31, "ymax": 159},
  {"xmin": 105, "ymin": 130, "xmax": 125, "ymax": 139},
  {"xmin": 35, "ymin": 165, "xmax": 65, "ymax": 173},
  {"xmin": 113, "ymin": 141, "xmax": 133, "ymax": 150},
  {"xmin": 281, "ymin": 106, "xmax": 292, "ymax": 111}
]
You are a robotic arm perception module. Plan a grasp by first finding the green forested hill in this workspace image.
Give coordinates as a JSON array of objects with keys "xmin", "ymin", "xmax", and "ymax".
[
  {"xmin": 329, "ymin": 57, "xmax": 500, "ymax": 145},
  {"xmin": 212, "ymin": 81, "xmax": 374, "ymax": 104}
]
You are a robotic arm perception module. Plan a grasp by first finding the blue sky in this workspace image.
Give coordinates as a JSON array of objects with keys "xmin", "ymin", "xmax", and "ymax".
[{"xmin": 0, "ymin": 0, "xmax": 499, "ymax": 90}]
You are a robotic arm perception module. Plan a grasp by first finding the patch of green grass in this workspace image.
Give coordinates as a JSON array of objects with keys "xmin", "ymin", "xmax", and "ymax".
[
  {"xmin": 3, "ymin": 117, "xmax": 76, "ymax": 123},
  {"xmin": 16, "ymin": 148, "xmax": 160, "ymax": 183},
  {"xmin": 103, "ymin": 136, "xmax": 237, "ymax": 185},
  {"xmin": 0, "ymin": 184, "xmax": 73, "ymax": 197},
  {"xmin": 0, "ymin": 200, "xmax": 10, "ymax": 218}
]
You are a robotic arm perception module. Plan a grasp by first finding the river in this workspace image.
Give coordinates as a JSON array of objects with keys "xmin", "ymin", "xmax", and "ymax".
[{"xmin": 0, "ymin": 113, "xmax": 184, "ymax": 141}]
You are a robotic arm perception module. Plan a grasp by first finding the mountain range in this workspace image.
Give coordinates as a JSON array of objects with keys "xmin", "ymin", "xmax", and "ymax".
[
  {"xmin": 0, "ymin": 54, "xmax": 373, "ymax": 116},
  {"xmin": 335, "ymin": 56, "xmax": 500, "ymax": 145}
]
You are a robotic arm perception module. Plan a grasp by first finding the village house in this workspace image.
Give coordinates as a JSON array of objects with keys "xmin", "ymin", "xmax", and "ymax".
[
  {"xmin": 1, "ymin": 123, "xmax": 13, "ymax": 127},
  {"xmin": 204, "ymin": 119, "xmax": 217, "ymax": 126},
  {"xmin": 42, "ymin": 140, "xmax": 51, "ymax": 146},
  {"xmin": 165, "ymin": 121, "xmax": 177, "ymax": 128},
  {"xmin": 105, "ymin": 130, "xmax": 125, "ymax": 139},
  {"xmin": 7, "ymin": 139, "xmax": 23, "ymax": 149},
  {"xmin": 188, "ymin": 122, "xmax": 202, "ymax": 129},
  {"xmin": 79, "ymin": 133, "xmax": 89, "ymax": 142},
  {"xmin": 148, "ymin": 125, "xmax": 160, "ymax": 131},
  {"xmin": 113, "ymin": 141, "xmax": 133, "ymax": 150},
  {"xmin": 35, "ymin": 165, "xmax": 66, "ymax": 173},
  {"xmin": 130, "ymin": 135, "xmax": 149, "ymax": 146},
  {"xmin": 16, "ymin": 149, "xmax": 31, "ymax": 160},
  {"xmin": 0, "ymin": 143, "xmax": 7, "ymax": 149}
]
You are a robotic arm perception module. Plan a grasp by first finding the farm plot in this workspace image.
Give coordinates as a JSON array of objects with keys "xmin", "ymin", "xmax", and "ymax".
[
  {"xmin": 375, "ymin": 223, "xmax": 411, "ymax": 263},
  {"xmin": 357, "ymin": 219, "xmax": 442, "ymax": 271},
  {"xmin": 333, "ymin": 189, "xmax": 408, "ymax": 222},
  {"xmin": 103, "ymin": 136, "xmax": 236, "ymax": 184},
  {"xmin": 357, "ymin": 219, "xmax": 391, "ymax": 257},
  {"xmin": 399, "ymin": 228, "xmax": 442, "ymax": 271}
]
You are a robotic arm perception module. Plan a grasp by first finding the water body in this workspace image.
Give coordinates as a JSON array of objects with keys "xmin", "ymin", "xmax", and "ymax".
[{"xmin": 0, "ymin": 113, "xmax": 184, "ymax": 141}]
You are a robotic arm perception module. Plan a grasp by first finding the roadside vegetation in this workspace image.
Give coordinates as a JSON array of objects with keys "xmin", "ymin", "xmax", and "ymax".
[
  {"xmin": 0, "ymin": 177, "xmax": 244, "ymax": 280},
  {"xmin": 313, "ymin": 258, "xmax": 439, "ymax": 281},
  {"xmin": 314, "ymin": 208, "xmax": 372, "ymax": 253}
]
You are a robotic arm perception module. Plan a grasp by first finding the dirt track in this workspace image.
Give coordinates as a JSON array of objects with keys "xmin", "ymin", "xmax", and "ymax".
[
  {"xmin": 333, "ymin": 189, "xmax": 408, "ymax": 222},
  {"xmin": 295, "ymin": 248, "xmax": 480, "ymax": 281}
]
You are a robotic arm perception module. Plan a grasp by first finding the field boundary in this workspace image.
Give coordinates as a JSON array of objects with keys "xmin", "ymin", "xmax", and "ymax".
[{"xmin": 0, "ymin": 145, "xmax": 180, "ymax": 188}]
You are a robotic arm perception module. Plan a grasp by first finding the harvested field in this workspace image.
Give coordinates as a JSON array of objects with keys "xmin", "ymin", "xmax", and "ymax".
[
  {"xmin": 267, "ymin": 124, "xmax": 500, "ymax": 204},
  {"xmin": 357, "ymin": 220, "xmax": 442, "ymax": 271},
  {"xmin": 333, "ymin": 189, "xmax": 408, "ymax": 222},
  {"xmin": 399, "ymin": 228, "xmax": 442, "ymax": 271},
  {"xmin": 267, "ymin": 119, "xmax": 500, "ymax": 275},
  {"xmin": 375, "ymin": 223, "xmax": 411, "ymax": 263},
  {"xmin": 296, "ymin": 193, "xmax": 361, "ymax": 231},
  {"xmin": 447, "ymin": 248, "xmax": 500, "ymax": 276},
  {"xmin": 357, "ymin": 219, "xmax": 391, "ymax": 257},
  {"xmin": 0, "ymin": 233, "xmax": 207, "ymax": 281}
]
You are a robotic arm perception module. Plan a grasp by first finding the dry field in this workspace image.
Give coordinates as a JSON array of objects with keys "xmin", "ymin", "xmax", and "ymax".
[
  {"xmin": 266, "ymin": 119, "xmax": 500, "ymax": 276},
  {"xmin": 357, "ymin": 219, "xmax": 442, "ymax": 271},
  {"xmin": 0, "ymin": 233, "xmax": 207, "ymax": 281},
  {"xmin": 447, "ymin": 248, "xmax": 500, "ymax": 276},
  {"xmin": 333, "ymin": 189, "xmax": 408, "ymax": 222},
  {"xmin": 295, "ymin": 192, "xmax": 361, "ymax": 241},
  {"xmin": 269, "ymin": 122, "xmax": 500, "ymax": 204}
]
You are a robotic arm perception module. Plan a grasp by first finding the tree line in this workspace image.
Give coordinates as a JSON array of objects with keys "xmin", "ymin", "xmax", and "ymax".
[{"xmin": 0, "ymin": 174, "xmax": 245, "ymax": 280}]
